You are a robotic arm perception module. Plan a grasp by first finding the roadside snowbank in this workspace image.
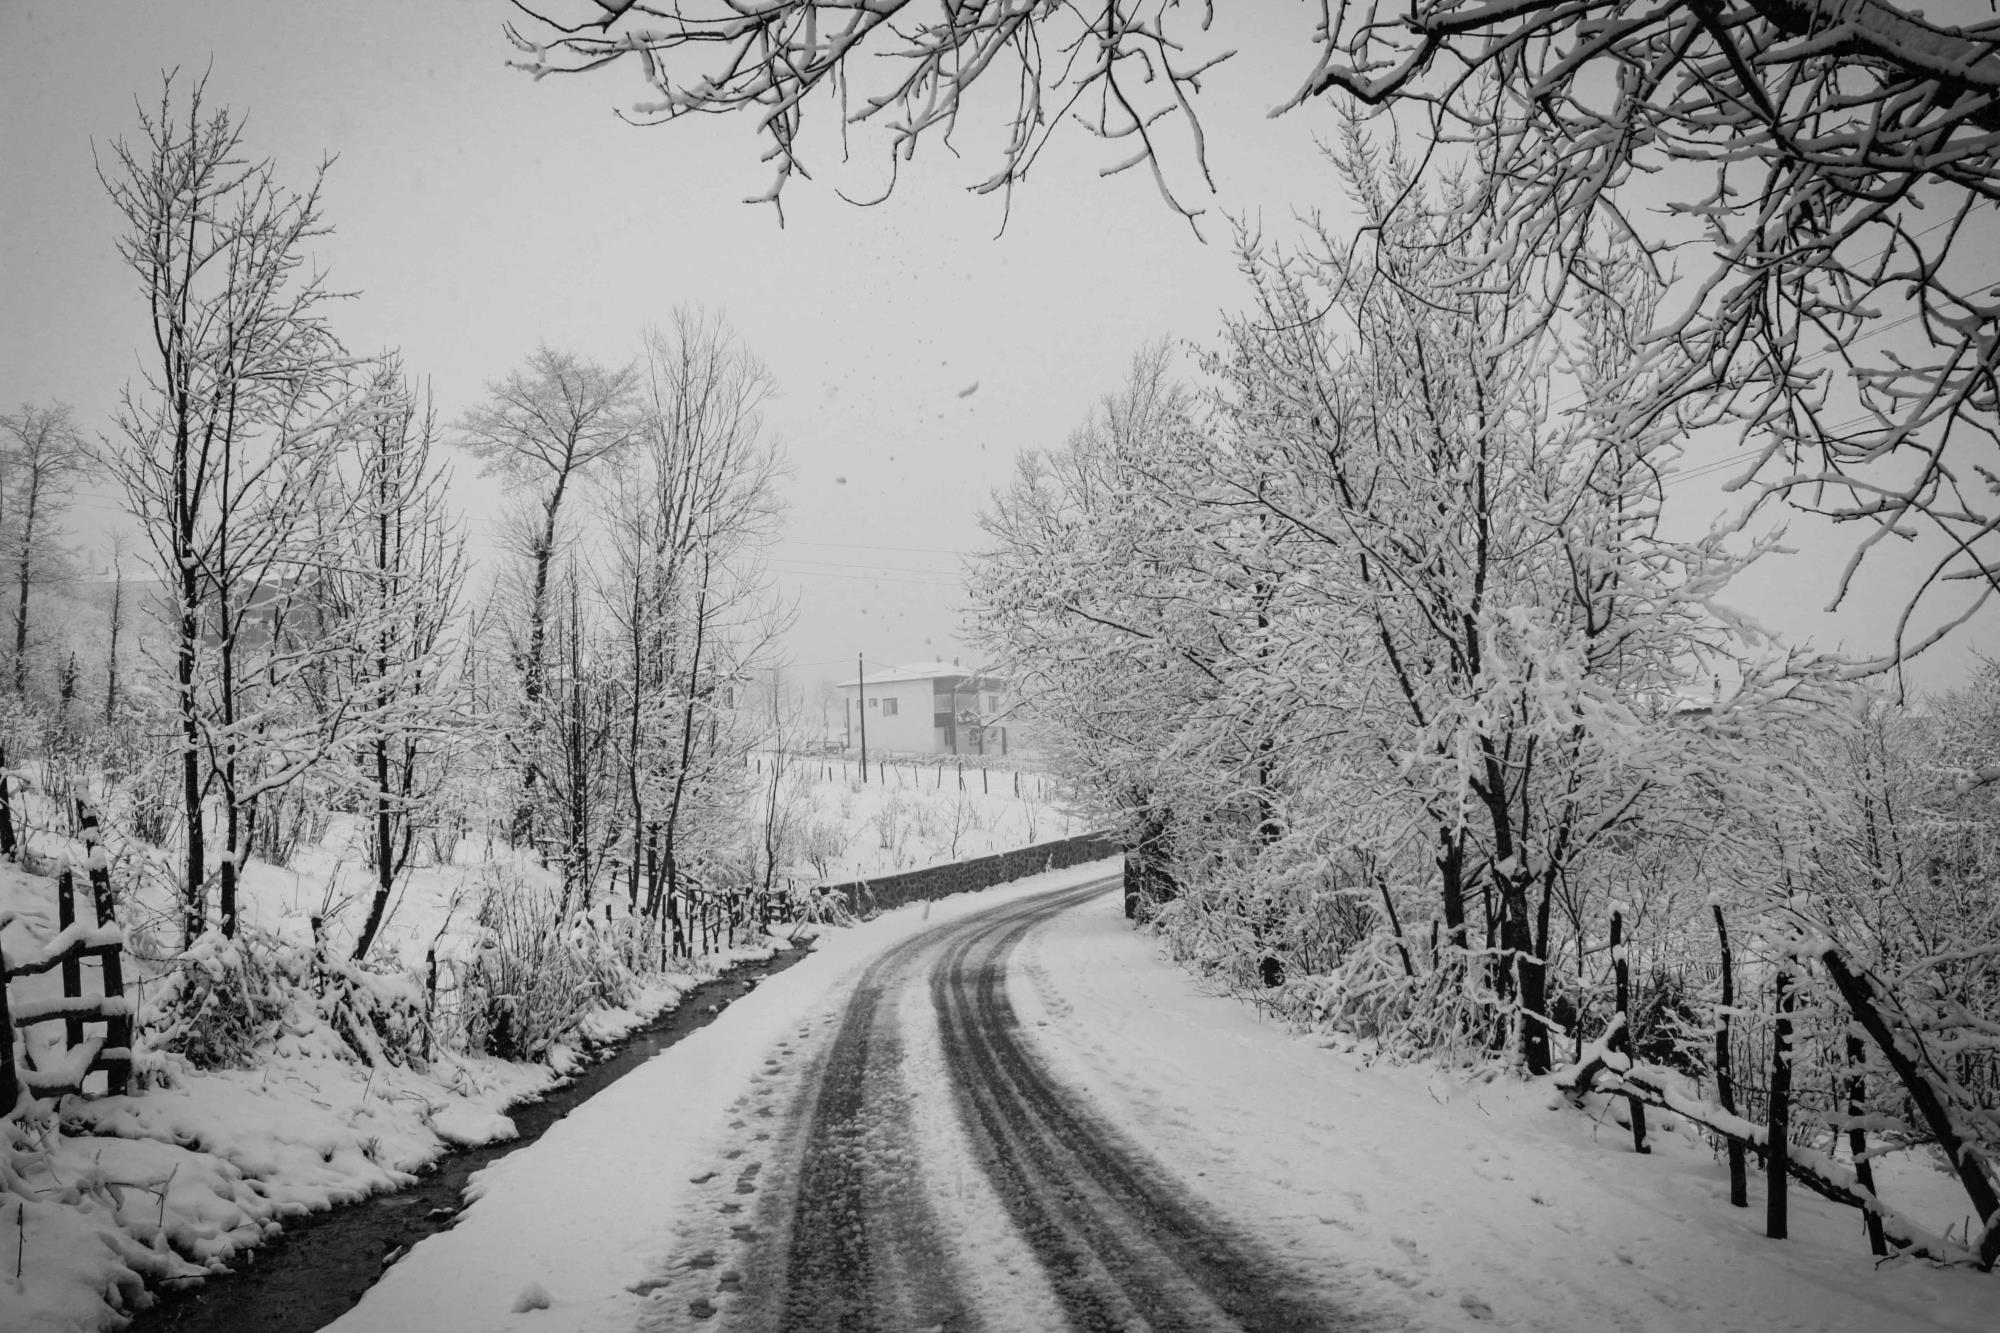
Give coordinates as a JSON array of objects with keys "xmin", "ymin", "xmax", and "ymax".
[{"xmin": 1014, "ymin": 889, "xmax": 2000, "ymax": 1333}]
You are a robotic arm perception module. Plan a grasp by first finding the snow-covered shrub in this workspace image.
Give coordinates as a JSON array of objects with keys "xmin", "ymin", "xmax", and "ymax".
[
  {"xmin": 798, "ymin": 884, "xmax": 856, "ymax": 927},
  {"xmin": 315, "ymin": 950, "xmax": 431, "ymax": 1070},
  {"xmin": 145, "ymin": 930, "xmax": 296, "ymax": 1070},
  {"xmin": 108, "ymin": 745, "xmax": 179, "ymax": 853},
  {"xmin": 458, "ymin": 873, "xmax": 638, "ymax": 1062},
  {"xmin": 873, "ymin": 791, "xmax": 911, "ymax": 855},
  {"xmin": 142, "ymin": 921, "xmax": 433, "ymax": 1073},
  {"xmin": 798, "ymin": 816, "xmax": 851, "ymax": 880}
]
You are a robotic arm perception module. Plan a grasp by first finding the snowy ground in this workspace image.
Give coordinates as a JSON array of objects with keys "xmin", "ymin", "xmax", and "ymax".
[
  {"xmin": 763, "ymin": 756, "xmax": 1078, "ymax": 884},
  {"xmin": 1014, "ymin": 894, "xmax": 1998, "ymax": 1332},
  {"xmin": 322, "ymin": 864, "xmax": 1118, "ymax": 1333},
  {"xmin": 0, "ymin": 849, "xmax": 779, "ymax": 1333},
  {"xmin": 323, "ymin": 875, "xmax": 2000, "ymax": 1333},
  {"xmin": 0, "ymin": 743, "xmax": 1078, "ymax": 1332}
]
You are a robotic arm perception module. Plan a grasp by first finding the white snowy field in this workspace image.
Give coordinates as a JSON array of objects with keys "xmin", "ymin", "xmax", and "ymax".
[
  {"xmin": 325, "ymin": 874, "xmax": 2000, "ymax": 1333},
  {"xmin": 760, "ymin": 756, "xmax": 1079, "ymax": 884}
]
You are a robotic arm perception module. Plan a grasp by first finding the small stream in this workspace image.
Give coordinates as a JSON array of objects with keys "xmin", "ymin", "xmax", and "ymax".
[{"xmin": 127, "ymin": 942, "xmax": 814, "ymax": 1333}]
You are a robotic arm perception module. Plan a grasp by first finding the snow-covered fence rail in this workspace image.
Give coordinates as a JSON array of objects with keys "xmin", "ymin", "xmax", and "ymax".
[
  {"xmin": 826, "ymin": 830, "xmax": 1119, "ymax": 918},
  {"xmin": 0, "ymin": 862, "xmax": 133, "ymax": 1109}
]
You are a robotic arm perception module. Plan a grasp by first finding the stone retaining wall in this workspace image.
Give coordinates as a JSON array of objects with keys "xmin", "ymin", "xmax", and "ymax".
[{"xmin": 830, "ymin": 831, "xmax": 1121, "ymax": 917}]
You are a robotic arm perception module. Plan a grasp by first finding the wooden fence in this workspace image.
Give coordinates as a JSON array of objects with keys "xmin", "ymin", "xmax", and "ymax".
[{"xmin": 0, "ymin": 803, "xmax": 133, "ymax": 1109}]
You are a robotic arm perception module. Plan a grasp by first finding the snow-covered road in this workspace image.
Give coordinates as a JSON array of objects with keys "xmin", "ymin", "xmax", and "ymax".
[
  {"xmin": 328, "ymin": 866, "xmax": 2000, "ymax": 1333},
  {"xmin": 696, "ymin": 874, "xmax": 1345, "ymax": 1332}
]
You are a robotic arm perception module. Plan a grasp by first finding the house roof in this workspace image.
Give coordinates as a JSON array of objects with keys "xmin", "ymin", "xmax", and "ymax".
[{"xmin": 832, "ymin": 659, "xmax": 1006, "ymax": 690}]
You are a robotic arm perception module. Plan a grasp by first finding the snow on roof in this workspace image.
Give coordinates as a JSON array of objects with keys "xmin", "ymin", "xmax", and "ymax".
[{"xmin": 832, "ymin": 660, "xmax": 1006, "ymax": 689}]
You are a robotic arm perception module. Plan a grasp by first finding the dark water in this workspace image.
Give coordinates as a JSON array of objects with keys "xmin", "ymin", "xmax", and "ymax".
[{"xmin": 127, "ymin": 942, "xmax": 814, "ymax": 1333}]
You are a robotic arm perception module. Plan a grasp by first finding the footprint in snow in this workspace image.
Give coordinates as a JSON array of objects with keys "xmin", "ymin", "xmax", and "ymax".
[{"xmin": 1459, "ymin": 1293, "xmax": 1496, "ymax": 1321}]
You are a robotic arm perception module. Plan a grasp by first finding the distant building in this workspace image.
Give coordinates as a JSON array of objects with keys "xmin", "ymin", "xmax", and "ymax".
[{"xmin": 833, "ymin": 660, "xmax": 1011, "ymax": 756}]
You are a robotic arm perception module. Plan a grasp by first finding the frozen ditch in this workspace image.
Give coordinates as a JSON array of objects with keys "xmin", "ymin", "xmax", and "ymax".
[{"xmin": 122, "ymin": 944, "xmax": 812, "ymax": 1333}]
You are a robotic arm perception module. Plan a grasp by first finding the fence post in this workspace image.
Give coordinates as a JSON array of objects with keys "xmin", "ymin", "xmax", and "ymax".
[
  {"xmin": 58, "ymin": 869, "xmax": 85, "ymax": 1049},
  {"xmin": 0, "ymin": 949, "xmax": 15, "ymax": 1112}
]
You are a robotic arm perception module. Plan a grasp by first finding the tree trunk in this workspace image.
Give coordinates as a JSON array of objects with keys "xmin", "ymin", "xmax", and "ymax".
[
  {"xmin": 0, "ymin": 743, "xmax": 15, "ymax": 859},
  {"xmin": 1846, "ymin": 1033, "xmax": 1888, "ymax": 1257},
  {"xmin": 1611, "ymin": 909, "xmax": 1649, "ymax": 1153},
  {"xmin": 1768, "ymin": 968, "xmax": 1794, "ymax": 1240},
  {"xmin": 1500, "ymin": 876, "xmax": 1549, "ymax": 1073},
  {"xmin": 1713, "ymin": 906, "xmax": 1747, "ymax": 1207},
  {"xmin": 1437, "ymin": 832, "xmax": 1468, "ymax": 949},
  {"xmin": 179, "ymin": 601, "xmax": 204, "ymax": 947},
  {"xmin": 1378, "ymin": 872, "xmax": 1415, "ymax": 978},
  {"xmin": 352, "ymin": 735, "xmax": 396, "ymax": 962},
  {"xmin": 1822, "ymin": 946, "xmax": 2000, "ymax": 1266},
  {"xmin": 104, "ymin": 558, "xmax": 124, "ymax": 725},
  {"xmin": 12, "ymin": 485, "xmax": 38, "ymax": 695}
]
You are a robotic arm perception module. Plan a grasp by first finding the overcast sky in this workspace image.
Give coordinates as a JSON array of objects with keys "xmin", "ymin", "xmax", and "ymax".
[{"xmin": 3, "ymin": 1, "xmax": 1989, "ymax": 695}]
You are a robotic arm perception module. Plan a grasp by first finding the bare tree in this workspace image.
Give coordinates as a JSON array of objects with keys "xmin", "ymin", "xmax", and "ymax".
[
  {"xmin": 601, "ymin": 310, "xmax": 785, "ymax": 943},
  {"xmin": 458, "ymin": 346, "xmax": 637, "ymax": 850},
  {"xmin": 314, "ymin": 361, "xmax": 467, "ymax": 963},
  {"xmin": 102, "ymin": 72, "xmax": 367, "ymax": 943},
  {"xmin": 457, "ymin": 346, "xmax": 637, "ymax": 709},
  {"xmin": 508, "ymin": 0, "xmax": 2000, "ymax": 665},
  {"xmin": 0, "ymin": 401, "xmax": 89, "ymax": 695},
  {"xmin": 504, "ymin": 0, "xmax": 1230, "ymax": 225},
  {"xmin": 1292, "ymin": 0, "xmax": 2000, "ymax": 668}
]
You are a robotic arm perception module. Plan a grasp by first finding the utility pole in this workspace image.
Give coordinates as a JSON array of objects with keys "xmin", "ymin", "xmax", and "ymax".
[{"xmin": 857, "ymin": 653, "xmax": 868, "ymax": 783}]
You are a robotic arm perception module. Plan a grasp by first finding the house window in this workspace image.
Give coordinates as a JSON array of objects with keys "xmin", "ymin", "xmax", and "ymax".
[
  {"xmin": 985, "ymin": 692, "xmax": 1000, "ymax": 712},
  {"xmin": 881, "ymin": 697, "xmax": 899, "ymax": 716},
  {"xmin": 868, "ymin": 698, "xmax": 878, "ymax": 709}
]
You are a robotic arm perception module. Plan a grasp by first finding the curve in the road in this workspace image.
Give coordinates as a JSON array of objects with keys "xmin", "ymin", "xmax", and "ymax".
[
  {"xmin": 703, "ymin": 878, "xmax": 1363, "ymax": 1332},
  {"xmin": 929, "ymin": 884, "xmax": 1343, "ymax": 1333}
]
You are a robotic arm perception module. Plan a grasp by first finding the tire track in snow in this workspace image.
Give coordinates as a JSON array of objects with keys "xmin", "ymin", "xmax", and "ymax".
[
  {"xmin": 685, "ymin": 877, "xmax": 1359, "ymax": 1331},
  {"xmin": 930, "ymin": 886, "xmax": 1345, "ymax": 1333}
]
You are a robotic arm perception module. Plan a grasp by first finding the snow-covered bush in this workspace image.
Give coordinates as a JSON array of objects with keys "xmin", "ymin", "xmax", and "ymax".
[
  {"xmin": 797, "ymin": 816, "xmax": 851, "ymax": 880},
  {"xmin": 872, "ymin": 791, "xmax": 911, "ymax": 858},
  {"xmin": 145, "ymin": 930, "xmax": 297, "ymax": 1070},
  {"xmin": 457, "ymin": 873, "xmax": 638, "ymax": 1062},
  {"xmin": 143, "ymin": 924, "xmax": 432, "ymax": 1073}
]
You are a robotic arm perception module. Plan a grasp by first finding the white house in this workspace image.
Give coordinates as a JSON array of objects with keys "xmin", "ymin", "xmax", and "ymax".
[{"xmin": 833, "ymin": 660, "xmax": 1011, "ymax": 756}]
